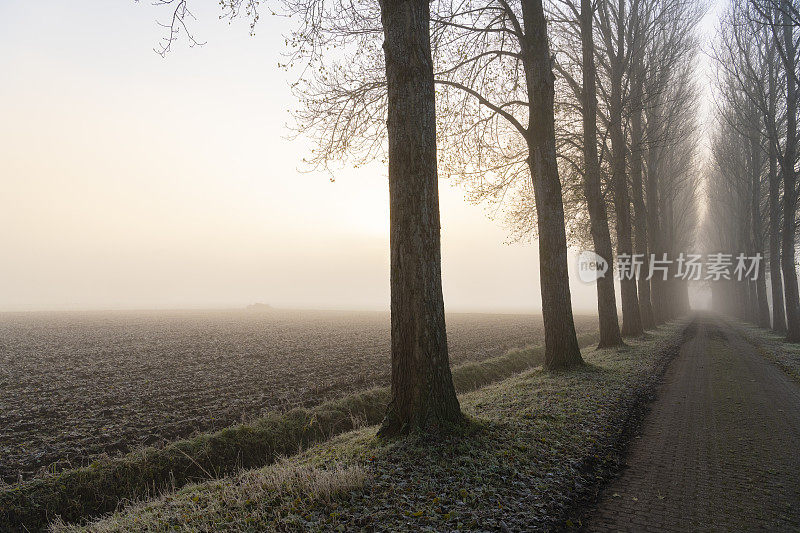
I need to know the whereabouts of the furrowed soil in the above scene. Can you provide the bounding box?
[0,310,597,482]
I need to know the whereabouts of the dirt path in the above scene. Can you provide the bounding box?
[588,315,800,532]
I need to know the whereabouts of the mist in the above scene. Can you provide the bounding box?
[0,1,609,314]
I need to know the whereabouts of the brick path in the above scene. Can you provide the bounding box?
[588,316,800,532]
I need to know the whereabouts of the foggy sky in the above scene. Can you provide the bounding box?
[1,0,713,313]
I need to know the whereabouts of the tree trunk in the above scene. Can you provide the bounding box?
[644,107,665,324]
[580,0,623,348]
[770,165,786,331]
[737,214,751,321]
[660,186,676,320]
[610,0,643,336]
[780,4,800,342]
[630,56,655,330]
[767,41,786,332]
[744,278,753,321]
[768,123,786,332]
[750,128,771,328]
[521,0,584,369]
[378,0,462,437]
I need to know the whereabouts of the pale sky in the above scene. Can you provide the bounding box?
[0,0,715,314]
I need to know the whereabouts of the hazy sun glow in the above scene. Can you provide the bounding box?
[1,0,624,313]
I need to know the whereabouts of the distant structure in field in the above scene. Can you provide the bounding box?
[246,303,273,311]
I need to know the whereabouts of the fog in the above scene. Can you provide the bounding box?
[3,1,606,313]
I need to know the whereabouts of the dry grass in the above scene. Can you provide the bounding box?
[52,323,685,532]
[51,460,369,533]
[0,322,600,531]
[0,309,598,482]
[736,319,800,382]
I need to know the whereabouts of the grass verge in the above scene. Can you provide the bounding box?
[0,333,600,531]
[735,321,800,382]
[52,324,684,532]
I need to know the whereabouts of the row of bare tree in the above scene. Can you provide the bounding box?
[707,0,800,341]
[424,0,703,343]
[150,0,703,436]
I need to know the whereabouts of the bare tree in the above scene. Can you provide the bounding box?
[706,95,760,317]
[548,0,701,330]
[429,0,585,369]
[634,0,702,320]
[777,0,800,341]
[596,0,644,336]
[579,0,624,346]
[377,0,463,436]
[546,0,624,347]
[766,37,787,332]
[143,0,464,435]
[719,0,799,335]
[273,0,588,369]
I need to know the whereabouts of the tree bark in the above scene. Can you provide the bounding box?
[378,0,462,437]
[580,0,623,348]
[750,127,771,328]
[764,42,786,332]
[769,147,787,332]
[644,107,665,324]
[660,183,676,320]
[768,136,786,331]
[780,4,800,342]
[630,55,655,330]
[521,0,584,369]
[610,0,643,336]
[738,214,751,321]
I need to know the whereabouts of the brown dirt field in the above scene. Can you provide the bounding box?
[0,309,597,482]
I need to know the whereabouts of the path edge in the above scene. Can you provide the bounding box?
[561,319,695,531]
